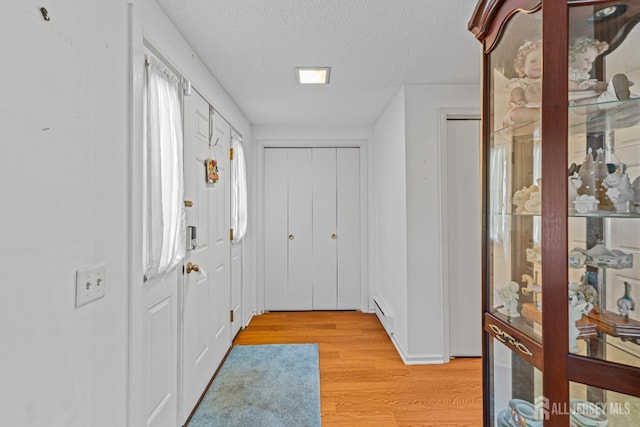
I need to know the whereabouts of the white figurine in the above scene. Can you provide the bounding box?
[498,281,520,318]
[568,283,594,353]
[513,186,531,214]
[524,179,542,213]
[632,176,640,213]
[568,174,581,214]
[603,170,633,213]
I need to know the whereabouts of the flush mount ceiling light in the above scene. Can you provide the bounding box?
[295,67,331,84]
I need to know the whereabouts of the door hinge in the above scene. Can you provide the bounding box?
[230,147,234,160]
[230,228,234,241]
[183,80,192,96]
[230,310,234,322]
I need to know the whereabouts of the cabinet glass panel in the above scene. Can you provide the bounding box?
[567,4,640,368]
[489,339,543,427]
[488,10,542,342]
[569,382,640,426]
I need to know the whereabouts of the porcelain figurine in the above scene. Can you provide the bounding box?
[512,186,531,214]
[509,399,543,427]
[617,281,635,319]
[521,273,542,310]
[570,399,609,427]
[569,283,594,353]
[573,194,599,214]
[570,242,634,269]
[498,281,520,318]
[603,170,633,213]
[594,148,615,211]
[577,148,596,197]
[632,176,640,213]
[568,174,581,214]
[524,179,542,213]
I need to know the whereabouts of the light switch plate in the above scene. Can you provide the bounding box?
[75,263,107,308]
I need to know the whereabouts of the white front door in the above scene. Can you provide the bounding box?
[181,92,232,422]
[446,118,482,357]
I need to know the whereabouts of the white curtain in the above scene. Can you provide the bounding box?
[490,144,508,243]
[143,55,186,280]
[231,133,247,243]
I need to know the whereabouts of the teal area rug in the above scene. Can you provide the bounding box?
[188,344,321,427]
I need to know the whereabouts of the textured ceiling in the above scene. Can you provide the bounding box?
[155,0,481,125]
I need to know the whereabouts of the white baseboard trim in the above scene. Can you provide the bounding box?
[243,311,256,328]
[372,296,395,336]
[388,334,447,365]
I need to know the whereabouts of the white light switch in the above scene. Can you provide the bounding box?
[75,263,107,308]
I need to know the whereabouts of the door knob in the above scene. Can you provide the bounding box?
[331,233,337,239]
[186,262,200,274]
[288,234,294,240]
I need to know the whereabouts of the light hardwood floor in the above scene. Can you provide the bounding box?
[232,311,482,426]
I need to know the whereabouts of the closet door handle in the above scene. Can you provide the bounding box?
[288,234,294,240]
[331,234,337,239]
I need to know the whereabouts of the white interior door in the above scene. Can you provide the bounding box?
[264,148,289,309]
[264,148,313,310]
[337,148,361,309]
[181,93,231,422]
[287,149,314,309]
[264,147,361,311]
[447,118,482,357]
[312,148,338,309]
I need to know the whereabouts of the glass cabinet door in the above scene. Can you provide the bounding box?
[485,8,545,425]
[566,3,640,425]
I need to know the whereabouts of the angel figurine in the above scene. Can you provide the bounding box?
[498,281,520,318]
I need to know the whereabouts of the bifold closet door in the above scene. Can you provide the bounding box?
[264,148,313,310]
[312,148,338,309]
[336,148,360,309]
[311,147,361,309]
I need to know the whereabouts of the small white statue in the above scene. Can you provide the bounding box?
[498,281,520,317]
[617,281,635,319]
[603,171,633,213]
[513,186,531,214]
[524,179,542,213]
[568,283,594,353]
[568,174,582,214]
[632,176,640,213]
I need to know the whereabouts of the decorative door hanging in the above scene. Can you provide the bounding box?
[205,105,219,184]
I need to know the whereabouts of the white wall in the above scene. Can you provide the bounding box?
[1,1,129,426]
[371,84,480,363]
[0,1,253,426]
[371,89,409,352]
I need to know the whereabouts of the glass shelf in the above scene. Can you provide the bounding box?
[489,212,640,219]
[569,96,640,132]
[491,96,640,141]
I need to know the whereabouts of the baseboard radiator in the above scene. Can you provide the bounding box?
[373,296,394,335]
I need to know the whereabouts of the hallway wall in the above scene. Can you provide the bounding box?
[372,84,480,363]
[0,1,251,426]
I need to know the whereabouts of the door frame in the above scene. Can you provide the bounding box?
[438,108,481,363]
[256,139,369,313]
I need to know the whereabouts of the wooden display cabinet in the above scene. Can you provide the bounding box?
[469,1,640,426]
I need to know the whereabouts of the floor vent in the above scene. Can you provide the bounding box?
[373,296,394,335]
